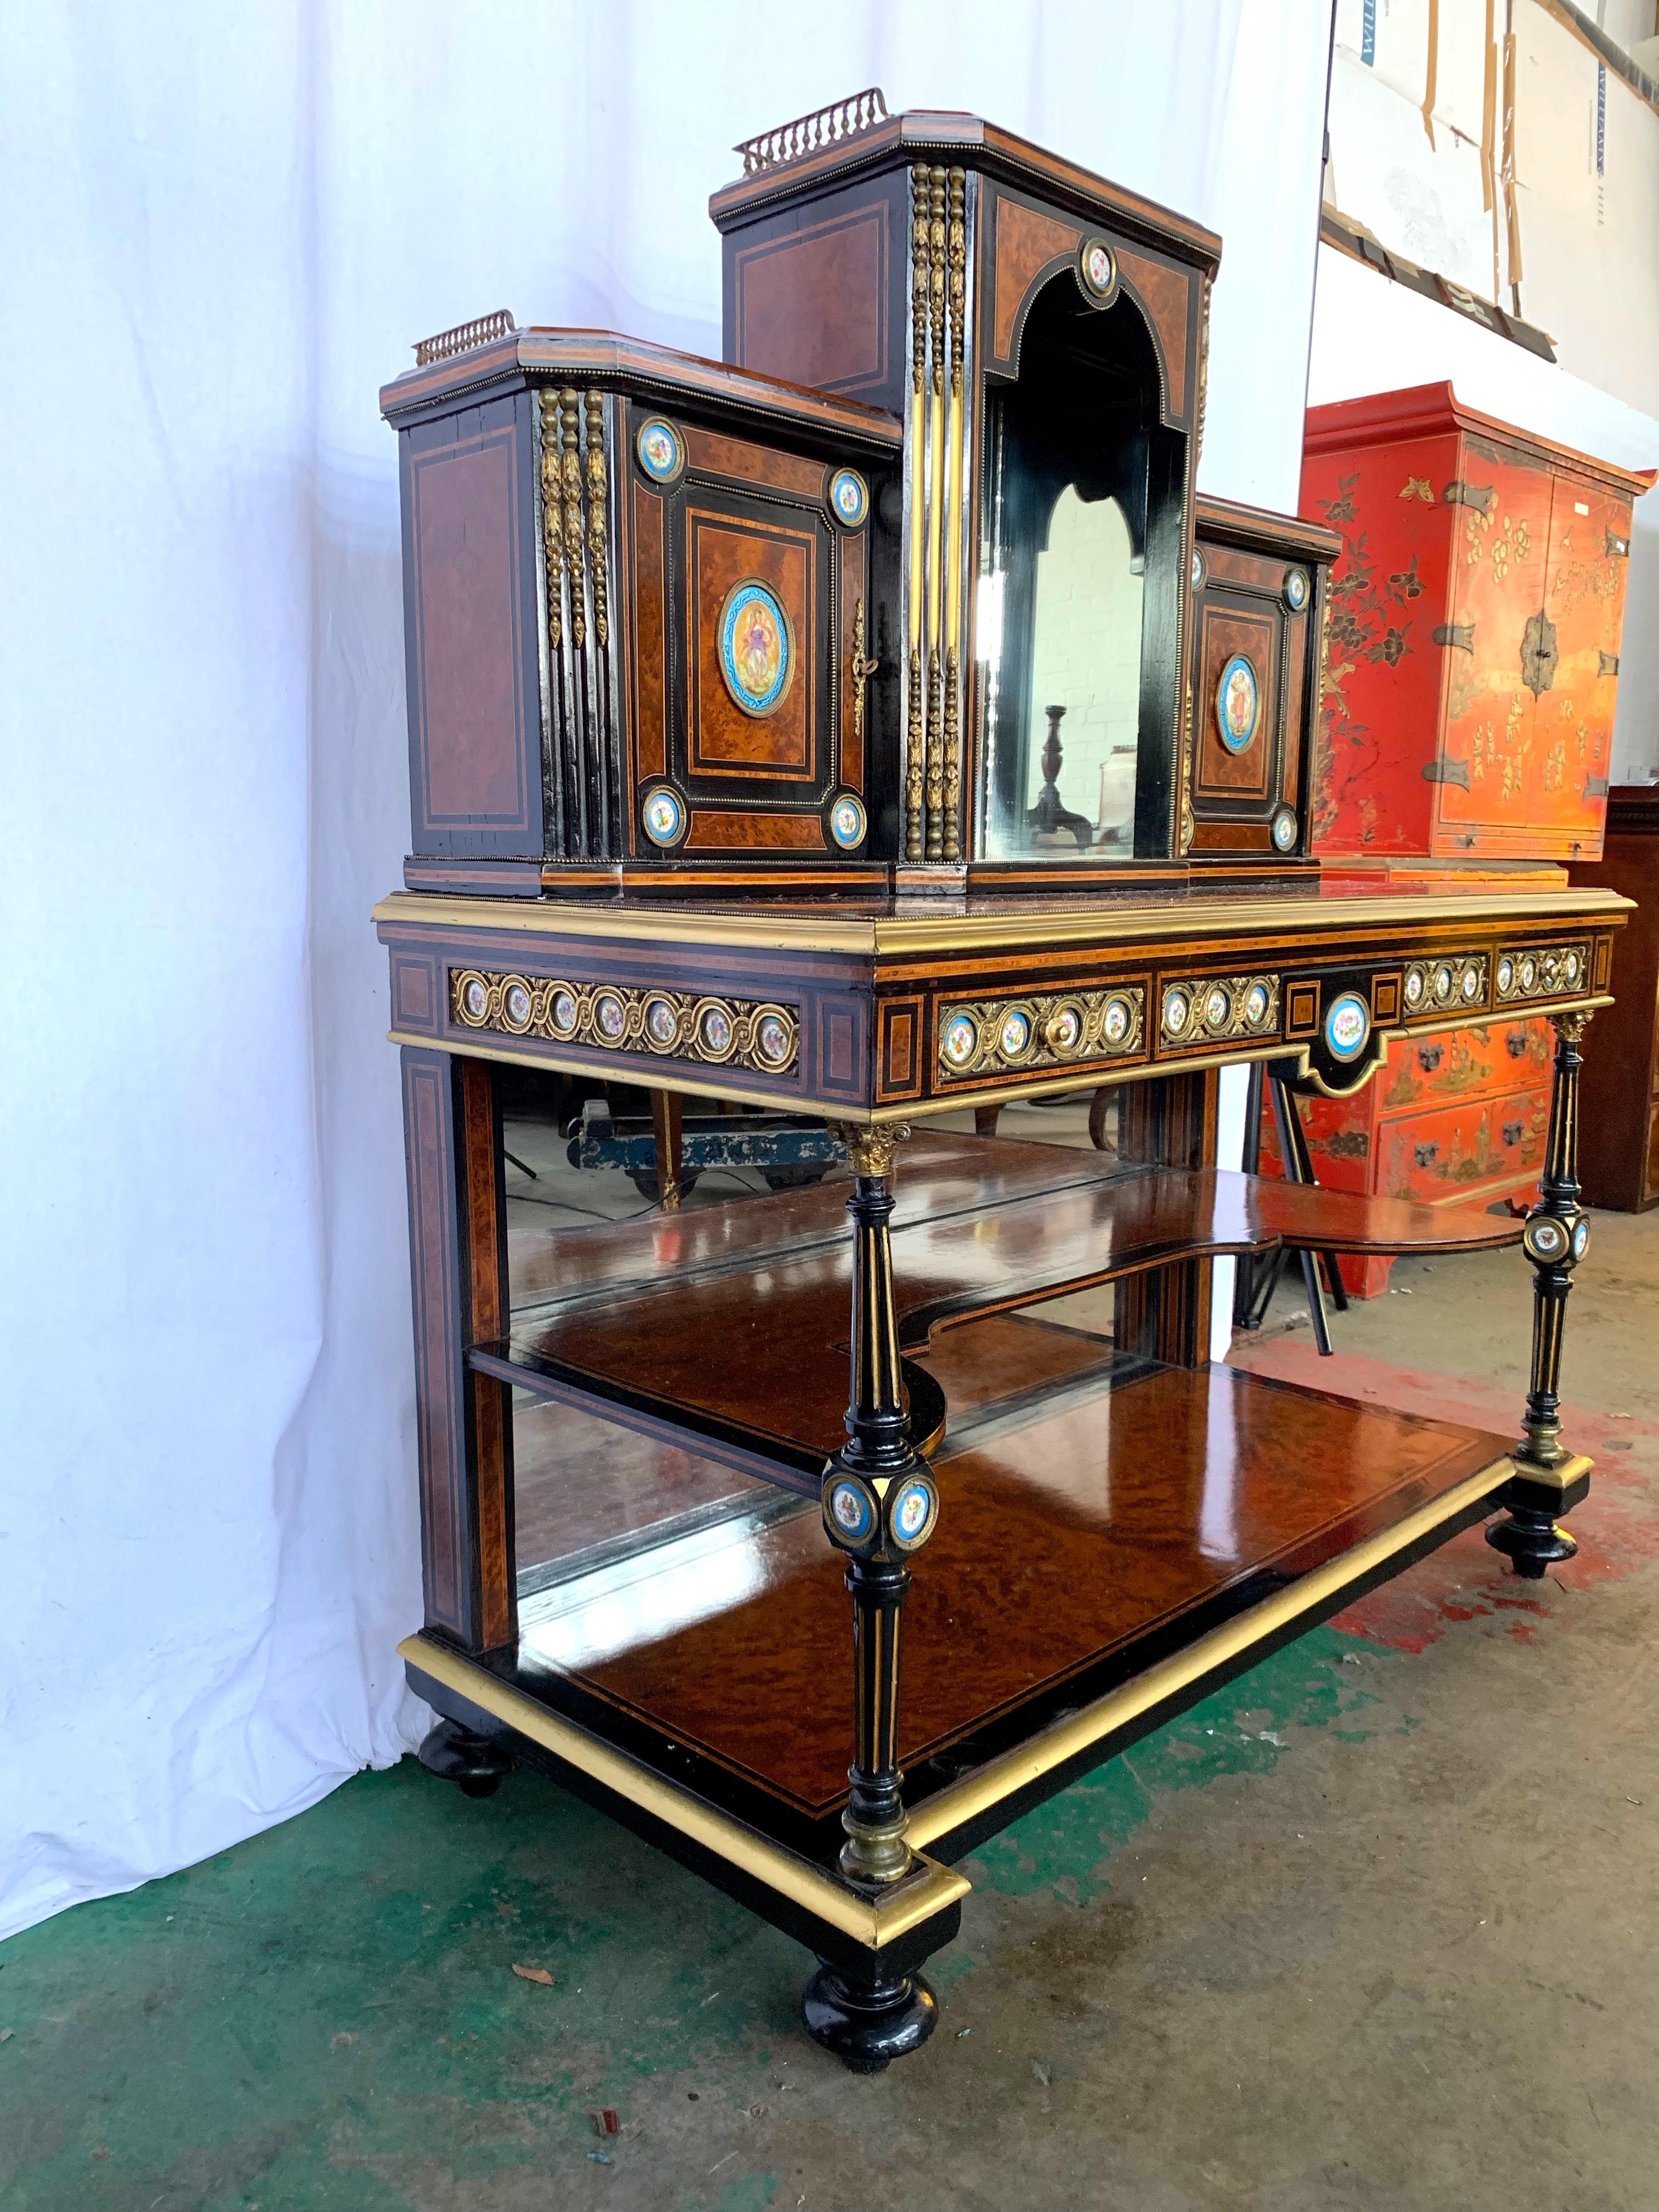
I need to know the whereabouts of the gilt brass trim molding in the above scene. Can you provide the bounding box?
[450,966,800,1075]
[373,887,1632,959]
[399,1634,970,1950]
[904,1455,1522,1852]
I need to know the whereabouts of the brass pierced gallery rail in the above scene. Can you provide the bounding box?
[734,88,889,176]
[414,309,516,366]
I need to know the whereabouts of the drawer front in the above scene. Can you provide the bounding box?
[1376,1017,1551,1113]
[1375,1086,1548,1204]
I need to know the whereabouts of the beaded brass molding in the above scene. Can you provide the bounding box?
[1160,972,1279,1047]
[1401,952,1488,1019]
[937,985,1147,1082]
[1493,942,1590,1007]
[450,967,799,1075]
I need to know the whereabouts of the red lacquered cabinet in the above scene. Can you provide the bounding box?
[1301,383,1651,864]
[1254,387,1649,1297]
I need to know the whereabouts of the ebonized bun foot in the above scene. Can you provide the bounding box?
[419,1717,511,1798]
[802,1963,939,2073]
[1486,1504,1578,1580]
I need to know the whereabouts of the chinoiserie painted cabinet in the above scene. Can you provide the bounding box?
[1256,387,1650,1293]
[1301,383,1650,864]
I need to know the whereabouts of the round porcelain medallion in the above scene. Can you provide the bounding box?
[1572,1217,1590,1260]
[502,980,532,1031]
[459,974,489,1023]
[699,1003,734,1057]
[1103,996,1132,1047]
[756,1012,792,1066]
[1565,950,1581,984]
[1163,989,1190,1036]
[1245,983,1271,1027]
[1461,962,1482,1000]
[1271,807,1299,852]
[642,783,686,849]
[1404,969,1425,1007]
[719,580,793,717]
[1434,963,1455,1002]
[1204,986,1231,1029]
[1080,239,1116,298]
[1497,956,1515,995]
[828,469,868,527]
[595,992,627,1041]
[1000,1009,1032,1058]
[1324,992,1370,1063]
[890,1478,935,1549]
[1520,956,1538,991]
[1525,1217,1567,1262]
[635,417,684,484]
[827,1478,874,1544]
[942,1013,979,1069]
[828,792,867,850]
[1046,1005,1082,1053]
[1192,549,1206,590]
[645,998,680,1048]
[1284,567,1310,612]
[549,989,578,1035]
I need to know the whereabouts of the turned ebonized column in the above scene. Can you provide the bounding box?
[804,1122,944,2071]
[1488,1010,1595,1579]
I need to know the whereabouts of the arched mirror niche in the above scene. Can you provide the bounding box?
[978,267,1186,862]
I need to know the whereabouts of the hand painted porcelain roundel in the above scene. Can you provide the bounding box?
[829,793,866,849]
[1216,655,1259,753]
[1324,992,1370,1062]
[719,582,792,716]
[635,417,683,483]
[829,469,868,527]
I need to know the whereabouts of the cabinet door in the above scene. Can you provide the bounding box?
[1433,440,1554,855]
[1532,477,1631,854]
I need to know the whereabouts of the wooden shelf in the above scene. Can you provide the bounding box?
[486,1133,1521,1483]
[488,1357,1515,1858]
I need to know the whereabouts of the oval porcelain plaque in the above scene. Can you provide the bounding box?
[1216,654,1260,754]
[719,581,793,718]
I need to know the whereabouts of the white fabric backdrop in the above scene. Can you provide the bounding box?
[0,0,1333,1939]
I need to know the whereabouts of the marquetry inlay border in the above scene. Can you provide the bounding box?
[1493,942,1590,1007]
[936,985,1147,1082]
[1160,972,1280,1047]
[449,967,800,1075]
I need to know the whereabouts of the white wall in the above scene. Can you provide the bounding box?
[1308,244,1659,783]
[0,0,1333,1938]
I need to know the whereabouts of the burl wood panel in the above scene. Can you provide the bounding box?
[504,1141,1522,1470]
[1196,603,1278,798]
[991,194,1081,363]
[689,511,816,776]
[683,425,828,502]
[733,202,890,395]
[546,1363,1510,1813]
[409,428,529,831]
[1114,245,1191,420]
[630,483,668,793]
[685,810,826,851]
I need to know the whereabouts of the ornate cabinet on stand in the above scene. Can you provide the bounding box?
[373,97,1630,2072]
[1254,387,1650,1294]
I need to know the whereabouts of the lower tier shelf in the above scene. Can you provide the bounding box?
[416,1359,1523,1867]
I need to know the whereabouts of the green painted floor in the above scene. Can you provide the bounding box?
[5,1212,1658,2211]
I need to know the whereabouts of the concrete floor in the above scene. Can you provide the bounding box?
[4,1210,1657,2211]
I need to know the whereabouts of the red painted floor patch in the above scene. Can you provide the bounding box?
[1228,1338,1659,1652]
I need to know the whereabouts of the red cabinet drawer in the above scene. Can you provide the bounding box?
[1376,1017,1550,1112]
[1374,1086,1547,1205]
